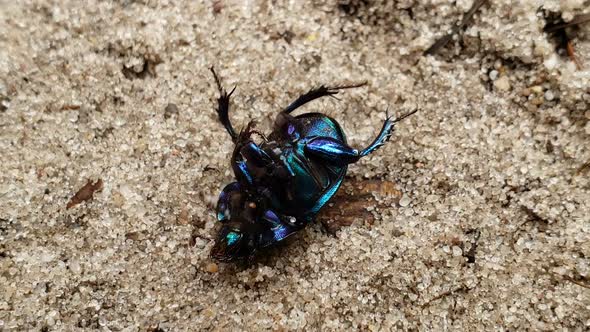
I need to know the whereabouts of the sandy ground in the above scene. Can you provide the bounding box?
[1,0,589,331]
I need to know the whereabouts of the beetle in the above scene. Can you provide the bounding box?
[209,67,416,261]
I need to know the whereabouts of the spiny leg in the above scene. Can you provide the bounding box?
[239,141,273,168]
[303,109,418,163]
[210,67,238,142]
[283,82,367,114]
[359,109,418,157]
[232,141,274,185]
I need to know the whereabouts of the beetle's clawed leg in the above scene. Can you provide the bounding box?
[253,130,267,139]
[284,81,367,114]
[236,121,268,145]
[241,121,257,135]
[359,117,395,157]
[246,125,268,142]
[359,109,418,157]
[210,66,239,142]
[303,109,418,163]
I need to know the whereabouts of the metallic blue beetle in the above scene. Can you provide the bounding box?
[209,68,415,261]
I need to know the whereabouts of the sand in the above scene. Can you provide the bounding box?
[1,0,589,330]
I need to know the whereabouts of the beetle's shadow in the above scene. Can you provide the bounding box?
[214,229,321,278]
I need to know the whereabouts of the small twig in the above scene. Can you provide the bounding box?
[520,206,549,224]
[543,13,590,33]
[547,271,590,290]
[576,161,590,175]
[424,0,489,55]
[544,13,590,70]
[511,206,549,245]
[464,229,480,264]
[66,179,103,209]
[563,275,590,289]
[566,40,582,70]
[60,104,81,111]
[421,285,469,308]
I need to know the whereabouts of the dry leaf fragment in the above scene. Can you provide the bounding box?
[66,179,103,209]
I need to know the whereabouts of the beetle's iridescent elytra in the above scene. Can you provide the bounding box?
[209,68,416,261]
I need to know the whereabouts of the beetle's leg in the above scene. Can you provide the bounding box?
[233,141,274,185]
[234,160,254,185]
[359,110,417,157]
[210,67,238,142]
[240,142,273,168]
[216,182,242,222]
[303,136,361,166]
[258,209,300,247]
[303,110,418,164]
[283,82,367,114]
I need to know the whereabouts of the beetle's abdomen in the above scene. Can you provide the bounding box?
[241,113,349,220]
[276,147,346,219]
[283,148,330,199]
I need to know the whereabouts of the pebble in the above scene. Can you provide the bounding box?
[205,262,219,273]
[489,70,499,81]
[164,103,179,119]
[494,76,510,91]
[530,85,543,94]
[399,194,411,207]
[531,97,544,106]
[544,90,554,101]
[178,207,189,225]
[112,191,125,208]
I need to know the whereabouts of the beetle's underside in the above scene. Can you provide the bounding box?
[209,67,416,261]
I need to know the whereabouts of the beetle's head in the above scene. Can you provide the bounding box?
[211,221,259,261]
[274,112,299,140]
[211,181,266,261]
